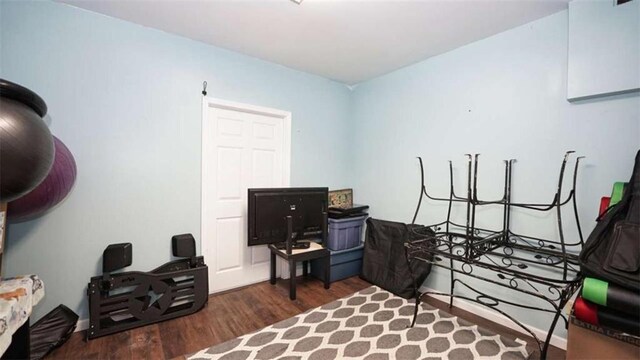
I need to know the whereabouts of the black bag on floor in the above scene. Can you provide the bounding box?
[361,218,434,298]
[30,305,79,360]
[579,150,640,291]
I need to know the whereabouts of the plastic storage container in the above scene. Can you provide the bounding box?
[310,245,364,283]
[327,215,368,251]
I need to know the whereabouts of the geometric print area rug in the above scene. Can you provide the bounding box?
[188,286,530,360]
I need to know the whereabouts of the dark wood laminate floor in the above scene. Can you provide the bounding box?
[48,276,565,360]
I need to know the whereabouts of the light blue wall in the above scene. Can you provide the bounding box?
[350,11,639,339]
[0,0,352,320]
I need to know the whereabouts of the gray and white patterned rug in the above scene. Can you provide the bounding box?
[188,286,529,360]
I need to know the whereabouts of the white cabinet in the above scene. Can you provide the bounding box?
[568,0,639,101]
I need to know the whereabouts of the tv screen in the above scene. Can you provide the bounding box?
[248,187,328,246]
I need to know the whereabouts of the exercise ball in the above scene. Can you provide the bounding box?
[8,136,77,222]
[0,79,54,202]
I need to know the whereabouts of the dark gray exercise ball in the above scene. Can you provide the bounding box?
[0,97,54,202]
[0,79,48,117]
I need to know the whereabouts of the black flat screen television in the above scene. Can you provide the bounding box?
[248,187,328,246]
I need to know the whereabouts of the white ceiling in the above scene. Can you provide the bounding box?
[58,0,569,85]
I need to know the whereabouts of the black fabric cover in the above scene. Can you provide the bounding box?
[606,282,640,316]
[580,150,640,291]
[361,218,434,299]
[30,305,78,360]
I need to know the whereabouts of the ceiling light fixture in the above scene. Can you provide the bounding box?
[290,0,303,4]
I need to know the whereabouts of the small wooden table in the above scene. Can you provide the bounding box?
[269,240,330,300]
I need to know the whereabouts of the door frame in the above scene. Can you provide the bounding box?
[201,97,291,294]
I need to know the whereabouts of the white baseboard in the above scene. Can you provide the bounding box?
[75,318,89,332]
[421,287,567,350]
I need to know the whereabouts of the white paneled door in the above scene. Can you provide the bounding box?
[202,98,291,293]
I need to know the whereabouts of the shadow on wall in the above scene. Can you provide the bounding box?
[569,90,640,105]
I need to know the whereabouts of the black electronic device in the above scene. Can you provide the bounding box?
[275,241,310,250]
[328,204,369,219]
[172,234,196,257]
[102,243,132,273]
[329,204,369,214]
[248,187,328,250]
